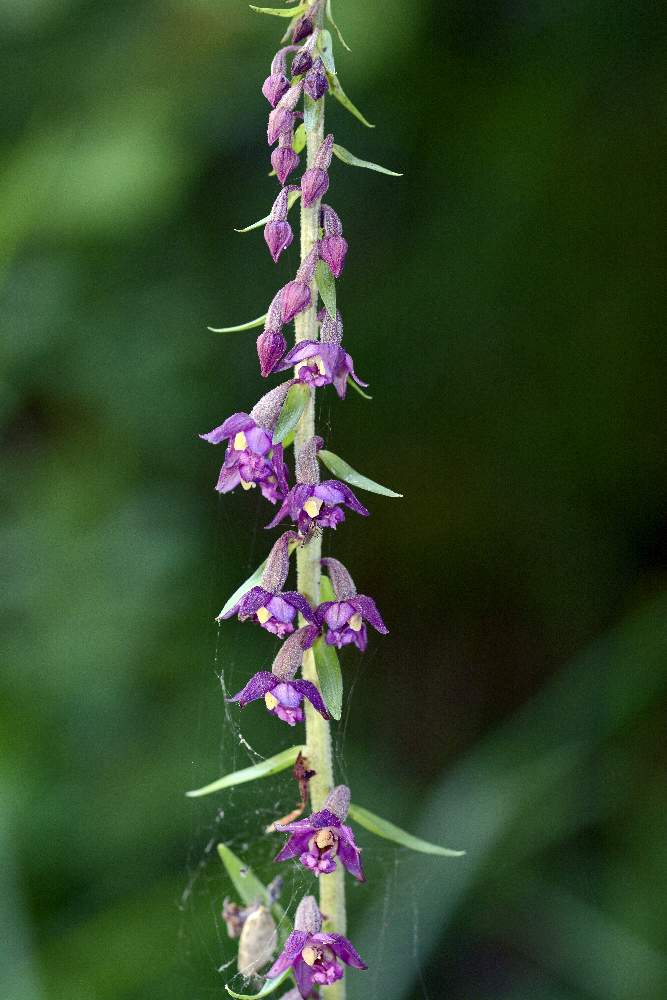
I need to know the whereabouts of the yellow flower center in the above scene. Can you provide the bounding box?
[303,497,323,518]
[264,692,278,711]
[349,613,363,632]
[256,607,271,624]
[233,431,248,451]
[314,828,336,850]
[241,479,255,491]
[301,945,318,967]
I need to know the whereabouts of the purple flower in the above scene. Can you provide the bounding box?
[267,896,366,997]
[291,46,313,77]
[278,245,318,324]
[315,557,388,650]
[272,133,300,185]
[262,47,298,107]
[319,204,348,278]
[219,532,316,637]
[274,339,366,399]
[228,627,329,726]
[292,10,315,44]
[257,329,288,377]
[300,134,334,207]
[304,58,328,101]
[266,436,369,536]
[264,187,296,263]
[275,785,365,881]
[268,82,303,145]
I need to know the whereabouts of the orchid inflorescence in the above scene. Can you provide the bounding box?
[201,4,415,997]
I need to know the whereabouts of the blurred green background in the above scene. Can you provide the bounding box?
[2,1,666,998]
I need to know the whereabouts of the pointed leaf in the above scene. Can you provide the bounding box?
[225,969,292,999]
[208,314,266,333]
[186,746,305,798]
[318,29,336,75]
[235,191,300,233]
[319,574,336,603]
[332,143,402,177]
[347,376,372,400]
[217,844,272,908]
[218,558,267,619]
[249,3,308,17]
[328,74,374,128]
[312,638,342,721]
[348,804,466,857]
[326,0,351,51]
[315,260,336,320]
[273,383,310,443]
[318,449,402,498]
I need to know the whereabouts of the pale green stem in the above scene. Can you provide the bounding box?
[292,12,347,998]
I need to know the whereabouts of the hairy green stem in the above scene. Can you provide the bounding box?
[293,18,347,998]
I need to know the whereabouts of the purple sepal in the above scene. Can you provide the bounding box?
[268,931,309,977]
[274,804,365,881]
[266,480,369,535]
[257,329,287,377]
[291,48,313,76]
[262,73,290,107]
[315,594,387,650]
[327,934,367,970]
[264,219,293,263]
[227,671,276,707]
[319,235,348,278]
[304,58,328,100]
[301,167,328,207]
[273,340,365,399]
[291,679,330,720]
[292,13,314,43]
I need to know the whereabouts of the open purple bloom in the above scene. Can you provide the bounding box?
[274,339,366,399]
[315,557,388,650]
[228,627,328,726]
[267,436,368,535]
[219,532,315,637]
[275,785,365,881]
[267,896,366,997]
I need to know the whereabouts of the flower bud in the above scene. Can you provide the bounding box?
[264,220,293,263]
[292,13,314,43]
[256,329,287,377]
[301,167,329,207]
[291,47,313,77]
[271,140,300,185]
[304,58,328,100]
[262,73,289,108]
[319,234,348,278]
[323,783,351,821]
[294,895,322,934]
[267,82,303,145]
[280,280,311,323]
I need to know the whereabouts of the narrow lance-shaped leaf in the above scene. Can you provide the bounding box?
[326,0,351,52]
[315,259,336,320]
[249,3,308,17]
[225,968,292,1000]
[318,28,336,74]
[273,383,310,443]
[327,73,374,128]
[333,143,402,177]
[311,641,342,721]
[235,191,300,233]
[218,558,267,620]
[208,314,267,334]
[186,746,304,798]
[292,122,307,155]
[347,376,373,400]
[318,449,403,498]
[348,803,466,857]
[319,574,336,603]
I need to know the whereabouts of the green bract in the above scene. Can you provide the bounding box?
[224,968,292,999]
[273,383,310,443]
[333,143,402,177]
[249,3,309,18]
[348,804,466,857]
[312,637,343,720]
[186,746,304,797]
[208,314,266,333]
[318,449,403,498]
[315,259,336,320]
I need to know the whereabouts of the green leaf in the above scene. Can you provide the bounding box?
[225,969,291,1000]
[217,844,272,908]
[208,314,266,333]
[347,376,373,400]
[332,143,402,177]
[348,804,466,857]
[273,383,310,443]
[249,3,308,17]
[235,191,300,233]
[292,122,307,155]
[312,638,342,721]
[319,574,336,602]
[318,29,336,75]
[318,449,402,498]
[315,260,336,320]
[217,558,267,620]
[186,746,304,798]
[325,0,351,51]
[328,74,374,128]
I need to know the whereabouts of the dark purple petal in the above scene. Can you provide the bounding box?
[304,59,328,100]
[262,73,290,107]
[280,591,317,621]
[291,13,314,43]
[313,600,333,627]
[327,934,367,969]
[227,671,276,707]
[274,340,321,370]
[267,931,309,977]
[293,957,314,999]
[337,825,365,881]
[274,830,312,862]
[200,412,252,444]
[291,680,330,720]
[354,595,388,634]
[265,498,291,530]
[214,464,242,494]
[236,586,271,618]
[320,480,369,516]
[272,444,289,496]
[291,48,313,76]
